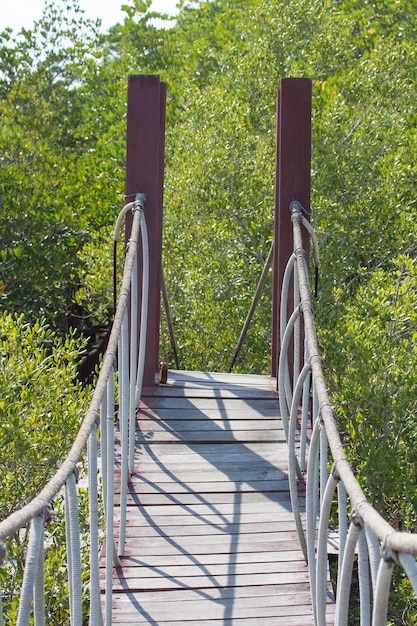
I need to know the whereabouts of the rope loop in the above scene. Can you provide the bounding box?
[350,508,364,529]
[308,352,321,365]
[83,408,100,431]
[290,200,303,215]
[333,456,349,474]
[289,199,312,217]
[293,246,305,258]
[118,288,130,300]
[350,498,370,529]
[71,466,80,483]
[125,237,138,253]
[132,192,146,212]
[42,505,52,525]
[382,530,398,563]
[318,401,334,423]
[104,350,117,366]
[299,298,312,314]
[331,464,341,482]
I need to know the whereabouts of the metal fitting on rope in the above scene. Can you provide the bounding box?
[118,288,130,300]
[132,192,146,212]
[381,544,396,565]
[308,352,321,365]
[289,199,312,217]
[299,298,313,315]
[85,407,100,428]
[290,200,303,215]
[293,246,305,257]
[318,401,334,424]
[382,530,398,564]
[350,509,364,529]
[351,498,369,529]
[126,237,137,252]
[42,505,52,525]
[331,464,341,482]
[333,456,350,476]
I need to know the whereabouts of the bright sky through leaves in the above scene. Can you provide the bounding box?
[0,0,179,32]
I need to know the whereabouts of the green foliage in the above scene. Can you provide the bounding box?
[320,257,417,527]
[0,0,126,329]
[0,312,93,622]
[0,313,89,519]
[72,226,116,327]
[0,488,92,625]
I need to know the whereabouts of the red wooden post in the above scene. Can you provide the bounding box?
[271,78,312,378]
[125,75,166,387]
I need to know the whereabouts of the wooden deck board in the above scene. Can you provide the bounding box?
[101,370,334,624]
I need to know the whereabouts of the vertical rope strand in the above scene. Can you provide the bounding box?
[88,423,103,626]
[66,473,82,626]
[33,516,45,626]
[16,515,44,626]
[118,310,129,557]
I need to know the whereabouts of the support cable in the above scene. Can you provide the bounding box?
[161,263,180,370]
[229,241,274,371]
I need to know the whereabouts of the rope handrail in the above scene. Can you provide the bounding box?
[0,194,149,625]
[279,200,417,624]
[291,204,417,551]
[0,199,140,544]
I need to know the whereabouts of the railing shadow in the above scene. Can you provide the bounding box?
[113,373,307,623]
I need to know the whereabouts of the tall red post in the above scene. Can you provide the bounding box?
[271,78,312,378]
[125,74,166,387]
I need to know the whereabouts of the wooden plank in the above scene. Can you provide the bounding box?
[137,418,283,431]
[135,429,284,443]
[117,479,289,494]
[116,490,293,506]
[112,537,300,558]
[140,397,280,410]
[111,560,310,581]
[110,617,332,625]
[110,591,311,620]
[118,522,299,537]
[132,441,287,457]
[108,551,307,567]
[139,406,281,419]
[112,589,314,609]
[143,371,277,392]
[119,511,305,526]
[127,466,288,481]
[110,570,311,591]
[118,499,295,517]
[155,370,277,386]
[142,386,279,399]
[111,582,326,602]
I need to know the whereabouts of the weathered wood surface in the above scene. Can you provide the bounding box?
[102,371,335,624]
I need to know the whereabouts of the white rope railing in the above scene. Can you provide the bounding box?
[0,193,149,626]
[278,199,417,625]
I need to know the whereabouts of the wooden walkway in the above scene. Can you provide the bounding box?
[104,371,335,624]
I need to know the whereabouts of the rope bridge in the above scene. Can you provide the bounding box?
[1,76,417,625]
